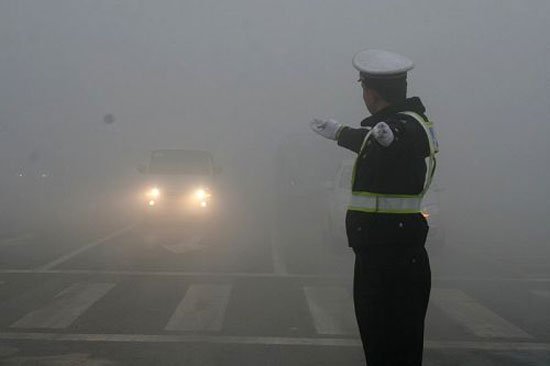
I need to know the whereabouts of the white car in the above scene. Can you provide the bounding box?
[138,149,221,221]
[325,159,445,252]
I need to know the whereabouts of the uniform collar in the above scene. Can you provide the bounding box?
[360,97,426,126]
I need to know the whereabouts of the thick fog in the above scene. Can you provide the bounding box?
[1,0,549,256]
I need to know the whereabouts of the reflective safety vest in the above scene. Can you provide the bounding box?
[349,111,439,214]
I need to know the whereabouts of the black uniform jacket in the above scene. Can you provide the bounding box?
[337,97,431,249]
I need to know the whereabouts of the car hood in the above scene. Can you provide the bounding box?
[145,174,213,192]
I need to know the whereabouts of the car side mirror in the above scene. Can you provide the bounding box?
[137,164,147,174]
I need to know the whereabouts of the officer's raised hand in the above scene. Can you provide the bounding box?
[310,118,343,140]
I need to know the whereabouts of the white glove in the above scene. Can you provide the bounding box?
[310,118,343,140]
[372,121,395,147]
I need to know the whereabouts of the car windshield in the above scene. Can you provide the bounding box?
[148,150,212,175]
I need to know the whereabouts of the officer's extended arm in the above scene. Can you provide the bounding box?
[337,126,371,153]
[311,118,401,152]
[310,119,370,154]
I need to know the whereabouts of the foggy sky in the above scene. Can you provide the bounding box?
[1,1,549,250]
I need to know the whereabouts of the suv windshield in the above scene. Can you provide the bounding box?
[148,150,212,175]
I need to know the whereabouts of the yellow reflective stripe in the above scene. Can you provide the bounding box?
[400,111,437,195]
[349,194,422,212]
[359,128,374,153]
[401,111,438,154]
[351,128,375,188]
[349,111,439,200]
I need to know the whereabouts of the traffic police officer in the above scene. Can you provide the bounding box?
[310,49,438,366]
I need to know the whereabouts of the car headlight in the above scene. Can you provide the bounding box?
[147,187,161,199]
[194,188,211,201]
[193,188,212,209]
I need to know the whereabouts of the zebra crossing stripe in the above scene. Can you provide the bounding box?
[0,332,549,351]
[2,269,550,283]
[165,284,232,332]
[431,289,532,339]
[303,286,358,336]
[11,283,115,329]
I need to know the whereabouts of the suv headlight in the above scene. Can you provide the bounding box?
[195,188,210,200]
[147,187,161,199]
[194,188,212,208]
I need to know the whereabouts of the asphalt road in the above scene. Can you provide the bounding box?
[0,205,549,365]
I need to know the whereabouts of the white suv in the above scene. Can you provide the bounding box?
[138,149,220,220]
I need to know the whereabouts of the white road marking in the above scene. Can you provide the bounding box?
[11,282,115,329]
[303,286,358,336]
[531,289,550,300]
[0,268,349,279]
[0,332,549,351]
[499,256,550,265]
[431,288,532,339]
[36,224,135,271]
[270,222,287,275]
[425,340,550,351]
[1,269,550,282]
[165,284,232,332]
[4,353,116,365]
[162,235,204,254]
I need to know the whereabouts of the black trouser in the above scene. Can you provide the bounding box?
[353,244,431,366]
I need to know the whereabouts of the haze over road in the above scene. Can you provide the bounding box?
[1,1,549,365]
[1,202,549,365]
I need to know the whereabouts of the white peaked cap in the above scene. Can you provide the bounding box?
[353,49,414,78]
